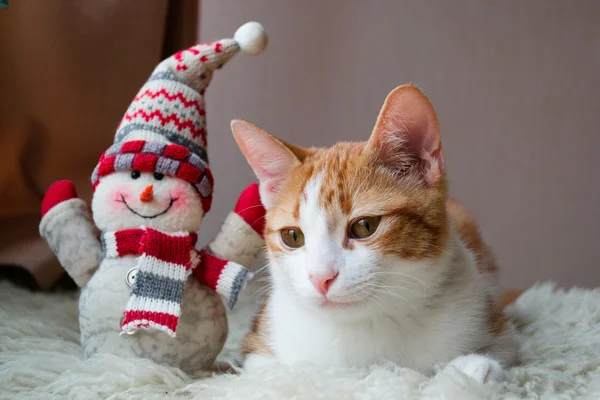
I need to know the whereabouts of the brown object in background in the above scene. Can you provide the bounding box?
[0,0,199,290]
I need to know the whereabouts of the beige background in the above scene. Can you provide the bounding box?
[198,0,600,289]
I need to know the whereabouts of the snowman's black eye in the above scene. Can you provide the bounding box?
[131,171,141,179]
[154,173,164,181]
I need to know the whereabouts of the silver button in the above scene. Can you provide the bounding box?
[120,316,136,335]
[125,267,137,287]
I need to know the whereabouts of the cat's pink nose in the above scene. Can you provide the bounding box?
[309,271,338,295]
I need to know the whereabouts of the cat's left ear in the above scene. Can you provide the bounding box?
[367,84,444,185]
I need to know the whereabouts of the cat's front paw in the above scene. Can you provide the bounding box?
[444,354,505,384]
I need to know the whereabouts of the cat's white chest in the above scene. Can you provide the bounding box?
[267,288,488,373]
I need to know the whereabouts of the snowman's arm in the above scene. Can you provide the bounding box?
[192,250,251,310]
[39,181,102,288]
[206,183,266,268]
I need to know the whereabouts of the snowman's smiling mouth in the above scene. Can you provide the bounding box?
[117,194,178,219]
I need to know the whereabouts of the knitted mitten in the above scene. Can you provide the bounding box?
[39,180,102,287]
[207,183,266,267]
[234,182,266,237]
[41,180,79,217]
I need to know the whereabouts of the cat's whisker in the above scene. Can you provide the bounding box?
[369,273,429,296]
[355,280,421,312]
[250,285,273,300]
[371,271,431,289]
[252,277,272,286]
[364,279,423,304]
[371,289,419,312]
[234,204,267,214]
[359,283,420,304]
[360,281,404,294]
[249,214,268,227]
[365,292,390,315]
[253,264,271,276]
[369,276,424,292]
[429,244,454,258]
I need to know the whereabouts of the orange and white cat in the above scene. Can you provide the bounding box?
[231,84,519,383]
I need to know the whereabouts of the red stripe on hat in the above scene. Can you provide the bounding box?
[194,250,227,292]
[123,109,203,138]
[121,140,145,153]
[163,144,189,161]
[174,47,202,70]
[139,228,193,266]
[98,155,116,176]
[133,89,204,116]
[176,163,202,183]
[122,310,178,333]
[132,153,158,171]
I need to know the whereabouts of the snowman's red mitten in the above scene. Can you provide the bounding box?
[234,182,266,238]
[41,180,79,217]
[39,180,102,287]
[207,183,266,268]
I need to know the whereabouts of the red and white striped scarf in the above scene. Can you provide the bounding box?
[102,227,249,337]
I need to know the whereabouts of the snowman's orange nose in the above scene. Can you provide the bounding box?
[139,185,154,203]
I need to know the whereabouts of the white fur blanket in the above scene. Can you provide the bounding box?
[1,280,599,400]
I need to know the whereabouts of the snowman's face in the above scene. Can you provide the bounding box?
[92,171,204,232]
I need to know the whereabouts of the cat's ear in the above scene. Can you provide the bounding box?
[231,119,302,208]
[367,84,444,185]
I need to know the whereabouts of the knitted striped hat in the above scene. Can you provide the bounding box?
[91,22,268,213]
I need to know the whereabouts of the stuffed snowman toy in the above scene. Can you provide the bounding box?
[39,22,268,373]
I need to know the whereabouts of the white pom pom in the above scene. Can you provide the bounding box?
[234,22,268,55]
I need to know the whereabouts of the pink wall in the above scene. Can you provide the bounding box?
[198,0,600,289]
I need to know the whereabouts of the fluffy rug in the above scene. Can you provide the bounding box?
[1,279,599,400]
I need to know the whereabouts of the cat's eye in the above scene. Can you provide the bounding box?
[131,171,141,179]
[349,216,381,239]
[153,172,164,181]
[280,228,305,249]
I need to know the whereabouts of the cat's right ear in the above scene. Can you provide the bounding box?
[367,84,444,186]
[231,120,301,208]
